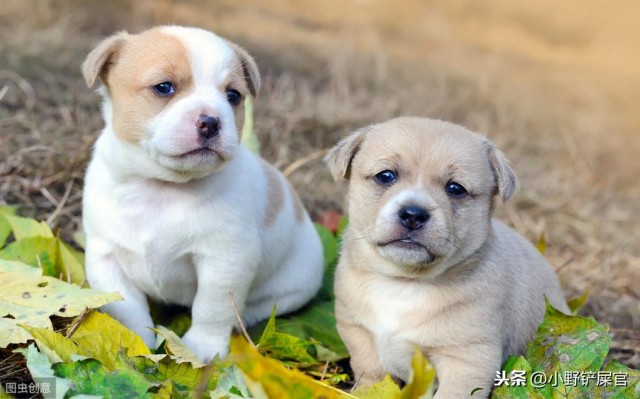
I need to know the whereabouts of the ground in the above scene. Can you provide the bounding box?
[0,0,638,367]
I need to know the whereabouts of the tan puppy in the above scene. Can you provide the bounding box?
[82,26,324,362]
[325,117,568,398]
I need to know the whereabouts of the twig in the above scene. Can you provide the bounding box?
[350,371,365,393]
[283,148,328,177]
[227,291,256,348]
[319,360,330,381]
[66,308,91,338]
[46,181,74,226]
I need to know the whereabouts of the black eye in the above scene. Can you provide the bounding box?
[226,89,242,106]
[153,82,175,96]
[374,170,397,185]
[446,182,468,197]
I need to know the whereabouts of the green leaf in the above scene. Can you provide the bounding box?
[14,343,72,399]
[53,358,153,399]
[210,365,251,399]
[258,305,318,364]
[0,236,84,284]
[229,336,351,399]
[127,354,218,391]
[352,375,401,398]
[567,290,589,315]
[0,260,122,347]
[2,214,53,240]
[241,96,260,154]
[525,302,611,396]
[0,236,58,272]
[68,311,151,370]
[594,360,640,398]
[490,356,544,399]
[314,223,339,300]
[153,325,206,368]
[275,301,348,361]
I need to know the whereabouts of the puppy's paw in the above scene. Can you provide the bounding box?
[182,326,230,362]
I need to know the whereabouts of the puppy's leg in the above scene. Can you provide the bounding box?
[85,256,156,348]
[430,345,501,399]
[335,300,387,386]
[182,250,260,362]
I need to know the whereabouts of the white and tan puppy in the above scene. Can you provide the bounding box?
[81,26,323,361]
[325,117,568,398]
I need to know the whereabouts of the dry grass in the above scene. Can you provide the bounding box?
[1,0,638,368]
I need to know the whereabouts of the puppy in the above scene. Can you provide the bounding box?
[81,26,323,361]
[325,117,568,398]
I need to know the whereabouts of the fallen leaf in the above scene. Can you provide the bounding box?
[241,96,260,154]
[0,260,121,348]
[68,311,151,370]
[229,336,351,399]
[258,305,318,364]
[398,347,435,399]
[153,325,206,368]
[14,343,72,399]
[53,357,152,398]
[352,375,401,398]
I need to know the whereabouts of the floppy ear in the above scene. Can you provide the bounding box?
[324,126,370,180]
[227,42,261,98]
[82,32,128,88]
[487,141,519,202]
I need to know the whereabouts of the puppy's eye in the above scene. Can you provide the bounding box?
[153,82,175,97]
[374,170,397,185]
[446,182,468,198]
[225,89,242,106]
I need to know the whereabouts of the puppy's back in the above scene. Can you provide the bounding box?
[490,219,569,358]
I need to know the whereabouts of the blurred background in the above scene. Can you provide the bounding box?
[0,0,638,365]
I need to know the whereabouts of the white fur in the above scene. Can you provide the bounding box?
[83,27,323,361]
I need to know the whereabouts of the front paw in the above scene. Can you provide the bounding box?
[182,326,230,362]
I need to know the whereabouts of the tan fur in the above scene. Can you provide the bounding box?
[261,159,285,227]
[83,28,196,144]
[325,117,568,399]
[226,42,261,98]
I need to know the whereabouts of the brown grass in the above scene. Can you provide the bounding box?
[1,0,638,368]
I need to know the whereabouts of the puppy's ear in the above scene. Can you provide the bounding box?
[487,142,519,202]
[324,127,370,180]
[228,42,261,97]
[82,32,128,88]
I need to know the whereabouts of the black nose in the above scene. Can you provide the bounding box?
[196,114,220,139]
[399,206,429,230]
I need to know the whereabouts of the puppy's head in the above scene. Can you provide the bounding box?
[325,117,518,278]
[82,26,260,178]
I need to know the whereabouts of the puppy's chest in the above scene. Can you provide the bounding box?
[109,183,238,301]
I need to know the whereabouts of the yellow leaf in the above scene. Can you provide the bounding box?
[55,238,86,285]
[567,289,589,315]
[535,232,546,254]
[229,336,352,399]
[0,260,122,348]
[353,375,401,398]
[398,347,436,399]
[241,96,260,154]
[153,325,206,368]
[67,311,151,370]
[20,325,86,363]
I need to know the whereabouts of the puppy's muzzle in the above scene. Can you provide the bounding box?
[398,206,429,231]
[196,114,221,139]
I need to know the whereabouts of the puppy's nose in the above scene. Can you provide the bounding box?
[196,114,220,139]
[399,206,429,231]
